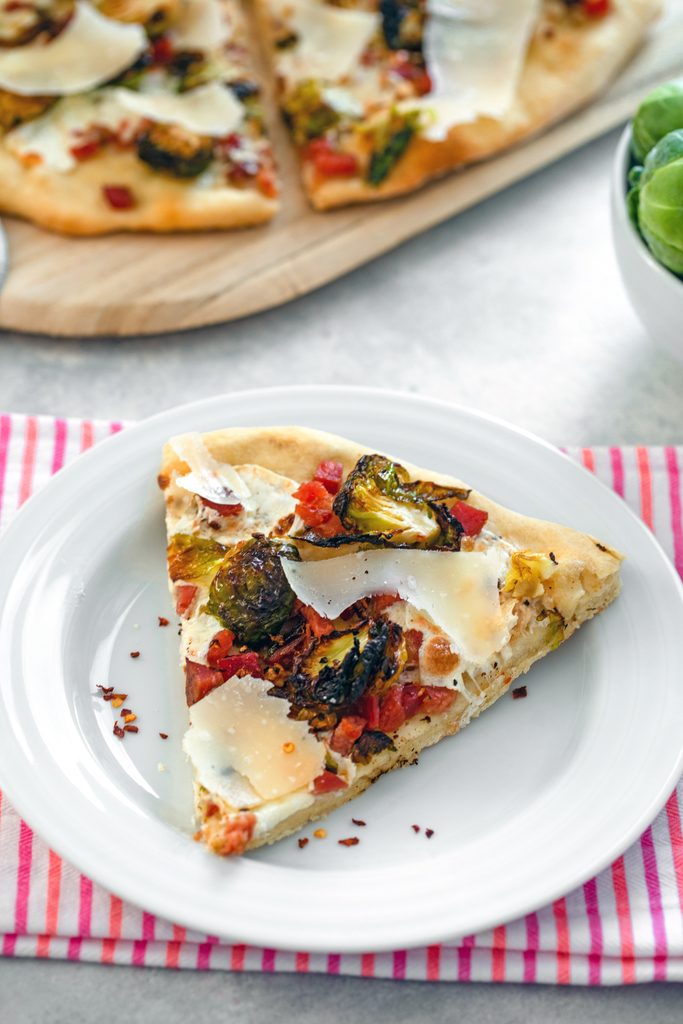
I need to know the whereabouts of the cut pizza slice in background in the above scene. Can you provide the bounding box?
[0,0,279,233]
[257,0,662,209]
[158,427,623,856]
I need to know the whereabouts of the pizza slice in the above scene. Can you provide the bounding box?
[257,0,661,209]
[0,0,279,234]
[158,427,622,856]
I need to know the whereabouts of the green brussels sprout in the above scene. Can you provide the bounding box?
[634,129,683,276]
[632,82,683,163]
[206,535,298,645]
[167,534,227,583]
[137,122,214,179]
[352,729,395,764]
[330,454,469,549]
[282,80,339,144]
[283,619,402,710]
[367,110,420,186]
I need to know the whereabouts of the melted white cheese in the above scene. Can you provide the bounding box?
[282,547,511,666]
[181,610,222,664]
[273,0,379,83]
[401,0,540,140]
[6,92,126,172]
[116,82,245,138]
[184,675,325,801]
[171,0,232,50]
[171,432,250,504]
[0,2,147,96]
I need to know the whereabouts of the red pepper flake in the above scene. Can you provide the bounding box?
[102,184,135,210]
[158,617,169,627]
[425,829,435,839]
[338,837,360,847]
[124,724,139,733]
[351,818,366,827]
[298,837,309,849]
[130,651,140,659]
[97,685,114,695]
[159,732,168,740]
[113,723,125,739]
[512,686,528,700]
[411,824,420,833]
[121,707,132,716]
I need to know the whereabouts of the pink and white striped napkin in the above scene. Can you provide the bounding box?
[0,413,682,985]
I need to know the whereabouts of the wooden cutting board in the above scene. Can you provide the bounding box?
[1,10,682,338]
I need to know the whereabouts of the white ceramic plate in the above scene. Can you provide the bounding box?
[1,388,682,953]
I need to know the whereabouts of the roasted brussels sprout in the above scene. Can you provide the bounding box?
[503,551,555,599]
[282,80,339,144]
[367,110,420,186]
[167,534,227,583]
[0,0,73,46]
[136,122,214,178]
[352,729,395,764]
[537,609,565,651]
[330,454,467,549]
[632,82,683,163]
[207,536,298,646]
[379,0,424,52]
[281,619,403,713]
[0,89,54,132]
[629,129,683,275]
[167,50,209,92]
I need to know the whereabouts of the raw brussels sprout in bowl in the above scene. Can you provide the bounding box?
[611,81,683,364]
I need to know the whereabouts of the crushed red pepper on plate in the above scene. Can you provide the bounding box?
[113,723,125,739]
[298,838,309,849]
[425,829,435,839]
[338,837,359,847]
[512,686,528,700]
[158,616,169,627]
[130,651,140,659]
[159,732,168,740]
[411,824,420,833]
[351,818,366,827]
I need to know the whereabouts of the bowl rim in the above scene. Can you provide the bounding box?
[612,122,683,295]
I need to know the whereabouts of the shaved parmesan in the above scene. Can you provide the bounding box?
[6,92,125,172]
[402,0,540,140]
[171,432,250,504]
[273,0,379,83]
[115,82,245,138]
[171,0,232,50]
[282,548,511,665]
[0,2,146,96]
[183,676,325,801]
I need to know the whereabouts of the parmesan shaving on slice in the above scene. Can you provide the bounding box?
[171,432,251,504]
[171,0,232,50]
[0,2,147,96]
[401,0,540,141]
[183,676,325,800]
[115,82,245,138]
[273,0,379,83]
[282,548,511,666]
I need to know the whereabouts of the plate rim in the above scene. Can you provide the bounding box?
[0,386,682,953]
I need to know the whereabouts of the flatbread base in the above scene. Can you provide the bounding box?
[303,0,661,210]
[161,426,623,854]
[0,148,277,235]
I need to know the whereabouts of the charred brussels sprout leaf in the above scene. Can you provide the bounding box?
[285,620,396,710]
[379,0,424,52]
[283,80,339,144]
[352,730,395,764]
[206,536,298,645]
[331,454,466,549]
[503,552,555,599]
[137,122,214,178]
[537,609,565,651]
[167,534,227,583]
[367,111,419,186]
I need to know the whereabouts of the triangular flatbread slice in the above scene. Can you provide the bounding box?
[255,0,660,209]
[159,427,622,855]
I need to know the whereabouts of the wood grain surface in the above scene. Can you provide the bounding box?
[0,10,682,339]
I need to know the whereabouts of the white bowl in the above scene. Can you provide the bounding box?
[611,124,683,365]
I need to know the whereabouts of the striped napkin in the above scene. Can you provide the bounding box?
[0,413,682,985]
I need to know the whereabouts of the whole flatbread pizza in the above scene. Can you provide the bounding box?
[158,427,622,855]
[0,0,662,232]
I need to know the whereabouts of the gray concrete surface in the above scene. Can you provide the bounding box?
[1,126,682,1018]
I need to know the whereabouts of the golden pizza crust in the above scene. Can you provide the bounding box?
[296,0,661,209]
[0,147,277,234]
[161,425,622,853]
